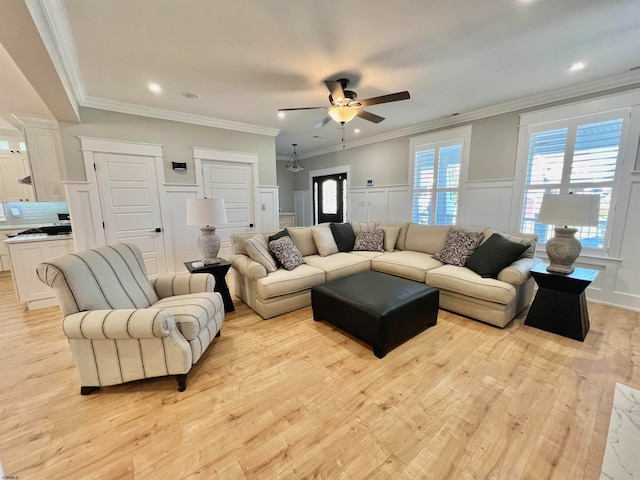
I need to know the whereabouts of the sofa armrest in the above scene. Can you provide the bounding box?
[151,273,214,299]
[63,309,176,340]
[229,253,268,281]
[497,257,543,286]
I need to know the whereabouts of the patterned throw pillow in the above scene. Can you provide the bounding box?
[433,228,484,266]
[353,229,384,252]
[268,236,305,271]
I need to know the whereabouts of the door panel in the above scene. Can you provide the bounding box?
[94,152,167,276]
[202,161,255,245]
[314,173,347,224]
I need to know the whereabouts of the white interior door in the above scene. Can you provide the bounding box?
[94,152,168,276]
[202,161,256,247]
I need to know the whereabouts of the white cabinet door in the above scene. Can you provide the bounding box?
[0,153,33,202]
[0,230,22,271]
[8,238,74,310]
[23,127,65,202]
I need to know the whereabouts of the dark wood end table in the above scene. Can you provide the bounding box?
[524,262,598,341]
[184,259,235,312]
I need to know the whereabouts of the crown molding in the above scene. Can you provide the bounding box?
[82,95,280,137]
[303,71,640,159]
[25,0,81,119]
[10,113,59,129]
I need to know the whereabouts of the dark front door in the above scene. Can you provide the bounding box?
[314,173,347,224]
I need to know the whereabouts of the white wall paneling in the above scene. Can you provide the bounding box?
[162,185,202,273]
[348,185,411,223]
[63,181,105,251]
[294,190,313,227]
[461,179,517,231]
[258,186,279,233]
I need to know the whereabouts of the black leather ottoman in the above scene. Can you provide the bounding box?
[311,271,439,358]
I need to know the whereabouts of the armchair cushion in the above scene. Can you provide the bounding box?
[63,309,173,340]
[153,292,224,341]
[151,272,215,299]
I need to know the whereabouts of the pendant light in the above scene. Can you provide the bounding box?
[285,143,304,173]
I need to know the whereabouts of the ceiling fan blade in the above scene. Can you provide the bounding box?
[324,80,346,105]
[357,91,410,107]
[356,109,385,124]
[278,107,326,111]
[315,116,332,128]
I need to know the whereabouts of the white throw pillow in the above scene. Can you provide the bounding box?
[311,226,339,257]
[244,235,277,272]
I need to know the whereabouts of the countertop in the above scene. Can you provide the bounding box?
[4,233,74,244]
[0,224,44,232]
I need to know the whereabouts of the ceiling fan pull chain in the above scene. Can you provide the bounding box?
[341,122,346,149]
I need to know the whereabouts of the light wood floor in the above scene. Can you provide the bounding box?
[0,275,639,479]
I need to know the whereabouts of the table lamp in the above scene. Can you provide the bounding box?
[536,193,600,274]
[186,198,228,264]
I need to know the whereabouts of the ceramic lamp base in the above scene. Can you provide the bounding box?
[545,227,581,275]
[197,226,221,264]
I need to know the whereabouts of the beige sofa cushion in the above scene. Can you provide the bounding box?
[404,223,454,255]
[256,264,325,299]
[304,253,370,281]
[371,250,443,282]
[351,221,378,234]
[288,227,319,256]
[426,265,516,305]
[379,225,401,252]
[311,226,339,257]
[380,222,410,250]
[245,235,277,272]
[231,232,272,256]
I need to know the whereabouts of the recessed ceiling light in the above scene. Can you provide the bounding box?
[354,128,361,134]
[277,111,286,118]
[148,83,162,94]
[182,92,200,99]
[569,62,585,72]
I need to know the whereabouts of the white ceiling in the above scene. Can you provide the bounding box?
[6,0,640,157]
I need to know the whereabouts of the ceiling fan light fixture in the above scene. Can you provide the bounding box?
[328,106,358,124]
[285,143,304,173]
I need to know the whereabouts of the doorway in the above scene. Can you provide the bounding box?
[313,173,347,224]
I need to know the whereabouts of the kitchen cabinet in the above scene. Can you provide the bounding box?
[0,151,34,202]
[6,235,74,310]
[0,229,23,272]
[23,127,66,202]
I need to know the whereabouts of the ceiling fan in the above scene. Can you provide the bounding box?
[278,78,410,127]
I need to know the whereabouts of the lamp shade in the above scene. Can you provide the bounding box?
[328,106,358,124]
[537,193,600,227]
[186,198,228,226]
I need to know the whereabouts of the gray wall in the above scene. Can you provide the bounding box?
[58,107,277,185]
[276,161,295,212]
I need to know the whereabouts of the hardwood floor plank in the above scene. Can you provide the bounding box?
[0,275,639,479]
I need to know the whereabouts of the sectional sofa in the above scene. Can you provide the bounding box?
[228,222,541,328]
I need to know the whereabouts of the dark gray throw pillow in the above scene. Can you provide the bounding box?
[330,223,356,252]
[465,233,529,278]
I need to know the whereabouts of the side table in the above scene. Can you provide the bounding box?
[524,262,598,341]
[184,259,235,312]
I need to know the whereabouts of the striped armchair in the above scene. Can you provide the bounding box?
[36,243,225,394]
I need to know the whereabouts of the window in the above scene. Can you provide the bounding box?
[520,110,627,251]
[410,126,471,225]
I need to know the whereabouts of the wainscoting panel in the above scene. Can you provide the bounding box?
[613,179,640,298]
[461,180,516,231]
[258,186,279,233]
[294,190,313,227]
[63,181,105,251]
[349,185,410,223]
[163,186,201,273]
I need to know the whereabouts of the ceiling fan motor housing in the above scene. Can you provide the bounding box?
[329,90,357,106]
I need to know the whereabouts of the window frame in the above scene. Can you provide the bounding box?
[515,95,634,257]
[409,125,472,226]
